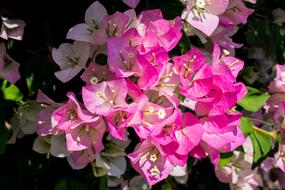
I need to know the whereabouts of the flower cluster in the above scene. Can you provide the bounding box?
[181,0,255,54]
[29,1,247,186]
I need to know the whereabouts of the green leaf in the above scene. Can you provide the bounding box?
[1,80,23,102]
[218,152,234,168]
[238,86,270,112]
[250,130,273,164]
[250,132,262,163]
[254,130,272,156]
[239,117,254,135]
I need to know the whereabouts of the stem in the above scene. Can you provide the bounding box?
[253,125,277,140]
[246,117,275,126]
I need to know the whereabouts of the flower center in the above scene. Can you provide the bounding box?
[195,0,206,9]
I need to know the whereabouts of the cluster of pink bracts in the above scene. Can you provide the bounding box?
[32,1,251,185]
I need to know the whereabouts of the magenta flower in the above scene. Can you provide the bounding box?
[173,48,205,87]
[52,92,94,130]
[152,112,203,167]
[0,43,20,83]
[82,79,128,115]
[137,49,167,90]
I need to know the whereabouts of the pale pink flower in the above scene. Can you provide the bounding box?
[67,1,108,43]
[220,0,254,28]
[80,61,116,85]
[128,138,174,185]
[122,0,140,8]
[268,64,285,93]
[65,116,106,152]
[181,0,229,36]
[0,17,25,40]
[36,90,63,136]
[52,41,90,83]
[0,43,20,83]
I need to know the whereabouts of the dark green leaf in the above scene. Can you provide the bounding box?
[55,178,89,190]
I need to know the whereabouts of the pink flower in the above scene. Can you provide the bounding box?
[181,0,229,36]
[93,12,130,44]
[0,43,20,83]
[0,17,25,40]
[52,92,94,130]
[211,42,244,79]
[173,48,205,87]
[210,26,243,54]
[152,62,180,107]
[128,138,174,185]
[140,16,182,52]
[107,36,141,78]
[199,112,245,168]
[132,96,179,139]
[82,79,128,115]
[268,64,285,93]
[65,116,106,152]
[178,45,246,116]
[104,103,141,140]
[80,61,116,85]
[220,0,254,28]
[137,48,168,89]
[52,41,90,83]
